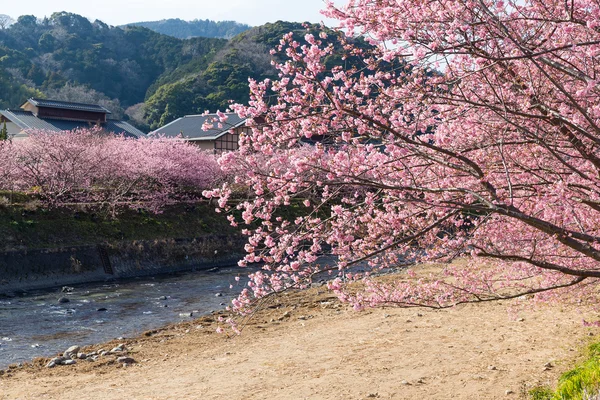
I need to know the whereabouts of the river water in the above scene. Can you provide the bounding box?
[0,266,248,368]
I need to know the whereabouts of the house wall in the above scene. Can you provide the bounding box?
[215,129,239,152]
[213,126,250,152]
[37,107,107,123]
[21,102,37,114]
[190,141,215,151]
[4,122,22,136]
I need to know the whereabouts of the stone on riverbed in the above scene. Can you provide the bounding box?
[63,345,80,357]
[47,356,67,367]
[110,344,126,353]
[117,356,135,364]
[57,297,70,304]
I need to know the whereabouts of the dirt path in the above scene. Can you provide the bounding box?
[0,276,596,399]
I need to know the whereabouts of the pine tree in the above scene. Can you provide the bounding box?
[0,121,8,141]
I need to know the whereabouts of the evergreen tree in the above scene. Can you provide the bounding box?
[0,122,8,141]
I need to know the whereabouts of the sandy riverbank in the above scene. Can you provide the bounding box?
[0,265,596,400]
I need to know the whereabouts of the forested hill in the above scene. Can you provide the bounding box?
[0,12,226,114]
[123,19,251,39]
[143,20,328,130]
[142,21,371,130]
[0,13,368,131]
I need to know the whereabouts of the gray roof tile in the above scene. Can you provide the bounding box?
[1,110,145,138]
[26,98,112,114]
[152,113,246,140]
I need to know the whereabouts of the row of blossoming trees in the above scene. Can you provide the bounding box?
[0,128,222,214]
[205,0,600,316]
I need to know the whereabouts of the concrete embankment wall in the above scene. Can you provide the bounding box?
[0,235,245,294]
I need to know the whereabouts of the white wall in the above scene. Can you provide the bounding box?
[190,140,215,151]
[1,121,26,140]
[4,122,22,136]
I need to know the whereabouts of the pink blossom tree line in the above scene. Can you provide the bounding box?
[0,128,222,213]
[205,0,600,313]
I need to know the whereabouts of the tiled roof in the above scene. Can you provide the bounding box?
[25,98,112,114]
[104,120,146,138]
[1,110,145,138]
[152,113,246,140]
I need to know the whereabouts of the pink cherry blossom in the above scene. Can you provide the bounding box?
[0,128,222,214]
[212,0,600,316]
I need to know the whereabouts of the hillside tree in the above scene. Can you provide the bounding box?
[0,15,14,30]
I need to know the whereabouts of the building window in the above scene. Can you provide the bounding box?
[214,132,239,152]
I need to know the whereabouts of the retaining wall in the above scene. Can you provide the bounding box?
[0,235,245,294]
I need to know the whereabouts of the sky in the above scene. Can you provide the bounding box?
[1,0,342,27]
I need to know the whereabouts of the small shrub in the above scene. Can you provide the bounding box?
[23,200,42,211]
[529,387,553,400]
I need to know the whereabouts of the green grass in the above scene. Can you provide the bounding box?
[0,200,237,251]
[529,387,554,400]
[530,342,600,400]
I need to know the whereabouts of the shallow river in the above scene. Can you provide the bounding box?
[0,266,248,368]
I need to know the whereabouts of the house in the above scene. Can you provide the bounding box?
[0,98,145,139]
[151,113,248,151]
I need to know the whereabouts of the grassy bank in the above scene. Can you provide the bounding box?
[530,341,600,399]
[0,197,237,251]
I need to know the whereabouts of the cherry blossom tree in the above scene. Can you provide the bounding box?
[206,0,600,313]
[2,128,221,213]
